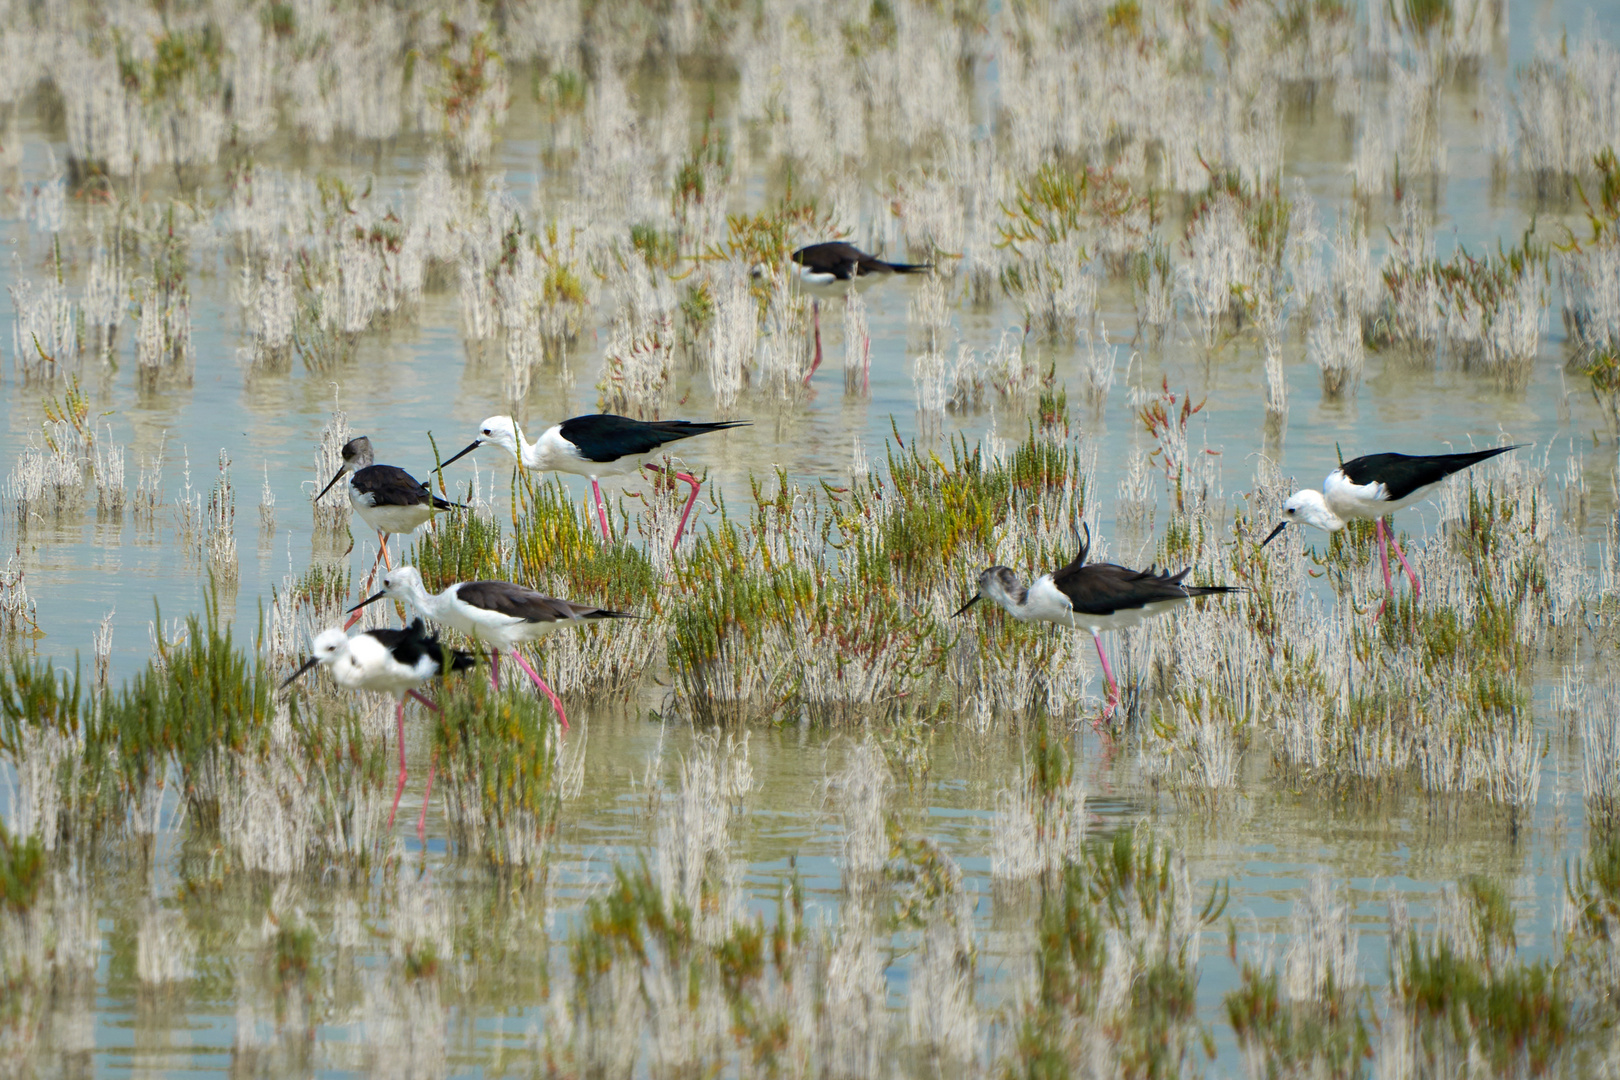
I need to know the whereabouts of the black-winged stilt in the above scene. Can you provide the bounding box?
[786,243,929,387]
[282,618,477,841]
[315,436,463,611]
[347,565,634,729]
[435,414,748,549]
[954,525,1238,725]
[790,242,932,285]
[1261,445,1520,612]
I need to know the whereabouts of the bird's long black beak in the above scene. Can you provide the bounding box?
[314,468,346,502]
[434,439,482,472]
[281,655,319,689]
[1261,521,1288,547]
[952,595,981,618]
[347,591,387,614]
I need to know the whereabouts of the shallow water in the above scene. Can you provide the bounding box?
[3,0,1620,1074]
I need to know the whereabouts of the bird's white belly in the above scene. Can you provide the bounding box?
[1082,597,1189,634]
[530,426,640,479]
[453,605,538,649]
[353,499,433,537]
[792,264,844,289]
[1324,472,1443,522]
[1023,576,1083,625]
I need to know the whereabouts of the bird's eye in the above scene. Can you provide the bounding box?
[482,428,492,436]
[1285,507,1295,516]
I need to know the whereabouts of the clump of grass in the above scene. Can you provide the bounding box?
[511,474,660,609]
[433,682,561,877]
[99,590,276,831]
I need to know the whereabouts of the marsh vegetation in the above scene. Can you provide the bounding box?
[2,0,1620,1074]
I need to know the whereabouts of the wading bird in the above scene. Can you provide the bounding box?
[790,241,932,286]
[787,242,932,386]
[1261,445,1519,613]
[435,414,747,549]
[282,618,478,841]
[348,565,634,730]
[954,525,1238,725]
[314,436,463,615]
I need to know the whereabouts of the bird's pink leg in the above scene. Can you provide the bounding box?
[344,533,393,631]
[644,464,704,551]
[417,750,438,844]
[1092,632,1120,728]
[803,299,822,386]
[388,698,408,828]
[590,478,611,541]
[1375,519,1395,619]
[489,649,501,691]
[508,649,569,730]
[403,691,440,844]
[1388,528,1422,598]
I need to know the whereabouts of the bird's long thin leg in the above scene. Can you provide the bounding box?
[590,478,611,542]
[645,464,703,551]
[1375,519,1395,619]
[404,690,440,844]
[1092,632,1120,727]
[803,298,822,387]
[509,649,569,730]
[388,698,408,829]
[343,533,394,631]
[1388,528,1422,599]
[418,750,438,845]
[489,649,501,691]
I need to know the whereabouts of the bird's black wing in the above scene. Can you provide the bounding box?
[375,618,479,672]
[457,581,635,624]
[793,242,865,278]
[558,414,750,463]
[350,464,466,510]
[1054,562,1238,615]
[351,465,431,507]
[1340,446,1519,503]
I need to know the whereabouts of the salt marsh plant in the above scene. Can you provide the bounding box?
[432,683,562,877]
[5,0,1620,1068]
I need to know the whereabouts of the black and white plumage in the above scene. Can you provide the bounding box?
[316,437,463,605]
[436,414,749,548]
[348,565,636,730]
[282,618,478,840]
[954,525,1237,724]
[1261,445,1520,608]
[790,241,931,286]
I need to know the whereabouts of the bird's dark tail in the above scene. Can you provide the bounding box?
[652,419,751,441]
[580,608,639,621]
[1434,444,1522,475]
[1183,584,1243,598]
[882,260,932,274]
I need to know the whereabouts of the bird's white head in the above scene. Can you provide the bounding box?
[378,565,426,600]
[282,626,351,689]
[436,416,524,473]
[310,627,349,664]
[474,416,523,460]
[1263,489,1345,546]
